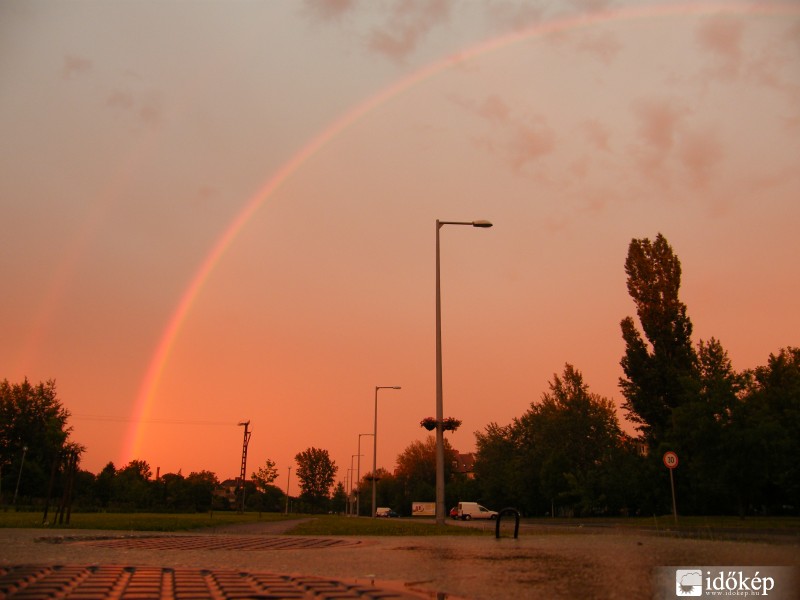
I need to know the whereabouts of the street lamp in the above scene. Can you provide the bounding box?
[435,219,492,525]
[345,471,350,516]
[372,385,401,518]
[285,465,291,515]
[13,446,28,507]
[357,433,373,516]
[350,454,361,516]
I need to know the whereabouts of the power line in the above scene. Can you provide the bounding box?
[71,414,236,427]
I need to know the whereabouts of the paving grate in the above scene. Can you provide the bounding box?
[0,565,427,599]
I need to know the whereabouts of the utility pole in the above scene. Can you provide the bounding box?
[237,421,251,513]
[285,465,291,515]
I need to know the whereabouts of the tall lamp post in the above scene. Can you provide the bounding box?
[357,433,373,516]
[372,385,401,518]
[13,446,28,507]
[285,465,291,515]
[435,219,492,525]
[349,454,360,516]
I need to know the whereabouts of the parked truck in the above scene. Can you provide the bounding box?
[411,502,435,517]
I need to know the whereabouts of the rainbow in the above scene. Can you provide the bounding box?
[123,1,798,462]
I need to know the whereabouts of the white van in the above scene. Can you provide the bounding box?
[375,507,397,517]
[457,502,498,520]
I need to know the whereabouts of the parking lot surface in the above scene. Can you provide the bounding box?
[1,520,797,599]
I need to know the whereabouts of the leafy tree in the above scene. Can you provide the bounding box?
[520,364,623,516]
[112,459,153,509]
[331,481,347,514]
[294,447,337,511]
[475,365,631,516]
[246,483,285,513]
[670,338,744,513]
[0,379,75,500]
[731,347,800,514]
[185,470,219,512]
[72,468,97,509]
[94,462,116,508]
[158,471,188,510]
[251,458,279,492]
[394,436,459,513]
[619,234,699,450]
[120,459,152,480]
[474,423,524,511]
[356,467,396,515]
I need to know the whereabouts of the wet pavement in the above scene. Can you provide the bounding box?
[1,520,798,599]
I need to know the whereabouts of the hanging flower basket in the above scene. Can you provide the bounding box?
[442,417,462,432]
[419,417,462,432]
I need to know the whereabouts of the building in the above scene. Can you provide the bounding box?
[452,452,476,479]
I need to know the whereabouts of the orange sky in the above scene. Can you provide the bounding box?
[2,0,798,492]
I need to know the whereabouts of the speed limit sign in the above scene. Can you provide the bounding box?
[663,451,679,469]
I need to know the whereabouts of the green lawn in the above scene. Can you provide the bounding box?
[1,510,797,537]
[289,515,487,536]
[0,510,290,531]
[0,511,485,535]
[529,515,800,531]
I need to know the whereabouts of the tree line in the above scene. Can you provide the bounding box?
[474,234,798,517]
[2,234,797,517]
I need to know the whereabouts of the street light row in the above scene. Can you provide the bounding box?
[344,219,493,524]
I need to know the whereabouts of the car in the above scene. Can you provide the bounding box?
[449,506,458,519]
[457,501,498,520]
[375,507,399,517]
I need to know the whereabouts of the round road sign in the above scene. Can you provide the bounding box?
[663,451,679,469]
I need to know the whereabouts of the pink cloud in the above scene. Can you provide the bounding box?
[63,54,92,79]
[367,0,453,62]
[565,0,613,12]
[454,93,555,174]
[678,127,724,189]
[630,96,689,183]
[582,119,611,151]
[477,94,511,123]
[695,15,745,80]
[106,89,162,128]
[107,90,135,110]
[484,1,544,32]
[303,0,357,21]
[509,118,556,172]
[633,97,688,154]
[576,30,621,65]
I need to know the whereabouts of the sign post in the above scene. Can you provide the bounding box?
[663,451,679,526]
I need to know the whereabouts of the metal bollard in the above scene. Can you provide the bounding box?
[495,507,521,539]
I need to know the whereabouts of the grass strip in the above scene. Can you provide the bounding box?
[0,511,289,531]
[287,515,489,536]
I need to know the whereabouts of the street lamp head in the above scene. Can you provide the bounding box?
[471,220,493,228]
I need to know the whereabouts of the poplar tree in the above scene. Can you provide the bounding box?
[619,234,698,449]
